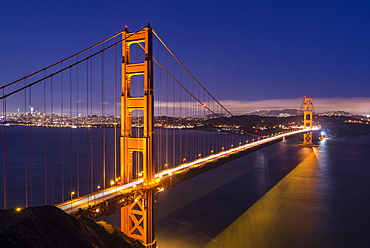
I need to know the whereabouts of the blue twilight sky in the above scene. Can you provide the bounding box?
[1,0,369,114]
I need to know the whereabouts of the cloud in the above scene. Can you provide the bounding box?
[219,97,370,115]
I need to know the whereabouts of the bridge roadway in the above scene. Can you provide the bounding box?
[56,128,319,216]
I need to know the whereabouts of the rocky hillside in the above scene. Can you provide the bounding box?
[0,205,144,248]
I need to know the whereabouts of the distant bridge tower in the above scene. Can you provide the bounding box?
[120,25,156,247]
[302,96,314,146]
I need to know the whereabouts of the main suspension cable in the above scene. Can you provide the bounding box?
[0,30,143,100]
[152,30,261,136]
[0,30,124,90]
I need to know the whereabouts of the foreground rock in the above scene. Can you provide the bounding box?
[0,205,144,248]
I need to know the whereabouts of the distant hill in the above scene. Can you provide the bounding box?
[246,109,300,117]
[318,111,353,116]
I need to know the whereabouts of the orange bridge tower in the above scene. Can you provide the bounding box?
[120,25,156,247]
[301,96,315,147]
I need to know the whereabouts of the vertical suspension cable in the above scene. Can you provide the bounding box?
[61,64,65,202]
[165,51,169,169]
[202,84,205,157]
[157,39,162,172]
[113,41,117,181]
[156,40,160,172]
[89,49,93,192]
[24,79,28,207]
[2,89,7,209]
[194,78,197,160]
[86,58,90,193]
[179,67,182,164]
[76,56,80,197]
[172,57,176,166]
[29,83,32,206]
[186,73,189,163]
[43,71,47,204]
[51,76,54,204]
[69,67,73,196]
[102,48,106,188]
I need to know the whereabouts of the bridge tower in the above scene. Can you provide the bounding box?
[302,96,314,146]
[120,25,156,247]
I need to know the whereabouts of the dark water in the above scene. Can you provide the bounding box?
[2,126,370,247]
[152,134,370,247]
[0,126,244,207]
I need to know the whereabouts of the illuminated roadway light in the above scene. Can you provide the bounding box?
[57,128,319,213]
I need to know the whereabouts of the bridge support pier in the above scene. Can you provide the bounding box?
[121,190,155,247]
[120,25,156,247]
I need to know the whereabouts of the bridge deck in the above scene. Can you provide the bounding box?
[56,128,318,216]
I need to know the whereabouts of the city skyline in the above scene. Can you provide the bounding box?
[1,1,369,115]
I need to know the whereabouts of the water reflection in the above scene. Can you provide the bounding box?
[205,148,321,248]
[155,139,315,247]
[255,151,268,169]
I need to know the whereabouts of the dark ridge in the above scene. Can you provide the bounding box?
[0,205,144,248]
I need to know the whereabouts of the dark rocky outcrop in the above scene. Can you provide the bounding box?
[0,205,144,248]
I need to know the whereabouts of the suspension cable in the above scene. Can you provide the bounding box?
[0,30,124,90]
[0,30,143,100]
[149,32,262,136]
[153,30,235,118]
[153,57,255,133]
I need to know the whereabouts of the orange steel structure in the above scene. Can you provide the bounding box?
[120,25,156,247]
[302,97,314,146]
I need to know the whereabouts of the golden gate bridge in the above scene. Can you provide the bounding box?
[0,24,318,247]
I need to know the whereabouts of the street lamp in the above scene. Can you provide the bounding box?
[97,185,104,198]
[70,191,75,211]
[110,180,116,195]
